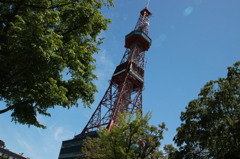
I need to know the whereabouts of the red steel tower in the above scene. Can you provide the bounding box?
[59,4,152,159]
[80,7,152,135]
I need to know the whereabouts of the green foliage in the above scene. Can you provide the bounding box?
[81,112,167,159]
[174,61,240,158]
[162,144,178,159]
[0,0,114,128]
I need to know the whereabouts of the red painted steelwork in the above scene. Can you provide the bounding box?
[79,8,152,135]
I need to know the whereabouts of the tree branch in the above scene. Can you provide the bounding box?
[0,105,16,114]
[0,100,33,114]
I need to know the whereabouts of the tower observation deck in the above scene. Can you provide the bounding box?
[58,5,152,159]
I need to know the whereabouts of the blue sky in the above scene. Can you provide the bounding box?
[1,0,240,158]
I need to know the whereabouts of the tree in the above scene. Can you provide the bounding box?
[0,0,114,128]
[174,61,240,158]
[162,144,178,159]
[81,112,167,159]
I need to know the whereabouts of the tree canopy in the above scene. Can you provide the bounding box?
[81,112,167,159]
[0,0,114,128]
[174,61,240,158]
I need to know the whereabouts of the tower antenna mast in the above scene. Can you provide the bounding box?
[146,0,151,9]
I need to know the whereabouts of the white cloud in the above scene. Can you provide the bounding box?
[53,126,73,142]
[13,124,74,159]
[98,49,114,67]
[183,6,194,16]
[158,34,167,43]
[94,49,114,89]
[16,138,41,159]
[17,138,32,152]
[54,127,64,142]
[42,125,73,156]
[170,25,175,30]
[194,0,203,5]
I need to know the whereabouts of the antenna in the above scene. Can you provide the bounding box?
[146,0,150,9]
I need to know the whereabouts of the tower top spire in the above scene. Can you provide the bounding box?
[146,0,150,9]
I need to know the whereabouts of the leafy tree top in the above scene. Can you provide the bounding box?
[174,61,240,158]
[81,112,168,159]
[0,0,113,128]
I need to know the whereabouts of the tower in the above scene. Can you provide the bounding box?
[59,4,152,159]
